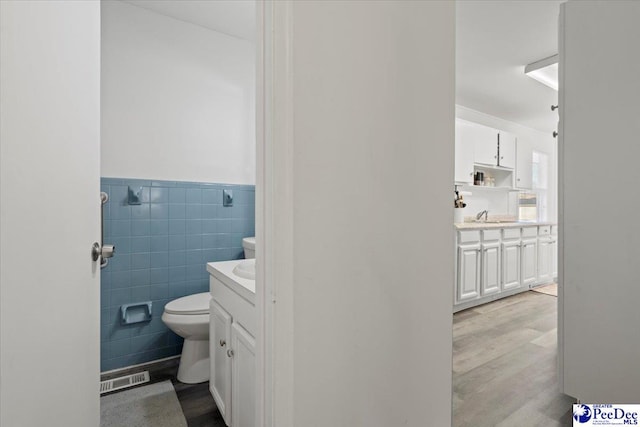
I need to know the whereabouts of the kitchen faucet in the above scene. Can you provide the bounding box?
[476,210,489,221]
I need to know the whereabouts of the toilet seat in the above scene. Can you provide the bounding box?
[164,292,211,315]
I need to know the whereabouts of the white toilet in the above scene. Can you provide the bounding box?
[242,236,255,259]
[162,292,211,384]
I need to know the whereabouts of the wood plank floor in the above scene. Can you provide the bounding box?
[453,291,575,427]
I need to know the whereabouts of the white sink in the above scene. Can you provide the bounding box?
[232,259,256,280]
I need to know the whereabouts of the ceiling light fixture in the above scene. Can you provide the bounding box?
[524,54,559,91]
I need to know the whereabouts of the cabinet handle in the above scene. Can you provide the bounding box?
[227,349,234,358]
[219,339,226,347]
[553,131,558,138]
[551,104,558,111]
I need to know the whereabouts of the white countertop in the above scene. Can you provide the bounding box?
[454,221,556,230]
[207,260,255,305]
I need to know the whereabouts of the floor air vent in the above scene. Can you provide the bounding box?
[100,371,150,394]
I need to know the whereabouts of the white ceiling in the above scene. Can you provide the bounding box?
[456,0,563,132]
[123,0,255,41]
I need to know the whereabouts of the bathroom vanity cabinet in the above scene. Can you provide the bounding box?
[208,261,256,427]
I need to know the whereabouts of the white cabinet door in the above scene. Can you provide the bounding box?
[537,238,552,284]
[515,136,533,189]
[481,242,501,296]
[455,119,476,183]
[231,322,256,427]
[501,240,521,291]
[498,131,516,169]
[471,123,499,166]
[457,243,481,302]
[210,299,233,426]
[521,238,537,287]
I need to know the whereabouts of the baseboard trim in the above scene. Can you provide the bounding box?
[100,355,180,379]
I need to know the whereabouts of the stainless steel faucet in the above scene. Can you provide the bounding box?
[476,210,489,221]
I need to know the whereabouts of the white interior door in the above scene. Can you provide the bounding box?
[0,1,101,425]
[559,0,640,403]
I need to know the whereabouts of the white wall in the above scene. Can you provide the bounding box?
[457,105,558,221]
[101,1,255,184]
[269,2,455,425]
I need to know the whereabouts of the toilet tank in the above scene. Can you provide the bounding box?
[242,237,255,259]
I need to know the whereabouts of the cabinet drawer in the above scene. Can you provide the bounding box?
[551,225,558,236]
[458,230,481,244]
[522,227,538,238]
[482,229,501,241]
[503,228,520,240]
[539,226,551,236]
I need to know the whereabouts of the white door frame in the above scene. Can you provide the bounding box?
[256,1,296,425]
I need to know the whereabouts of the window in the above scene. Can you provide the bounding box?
[518,192,538,221]
[518,151,549,221]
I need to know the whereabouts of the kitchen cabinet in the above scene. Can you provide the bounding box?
[515,136,533,189]
[521,236,538,287]
[501,239,521,291]
[454,120,521,190]
[457,243,481,303]
[537,225,557,284]
[537,238,553,284]
[455,119,476,183]
[455,225,554,312]
[498,131,516,169]
[481,241,501,296]
[472,123,501,166]
[481,231,501,296]
[459,120,516,169]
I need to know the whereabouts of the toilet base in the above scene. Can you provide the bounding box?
[177,339,210,384]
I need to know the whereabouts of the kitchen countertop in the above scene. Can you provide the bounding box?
[454,221,556,230]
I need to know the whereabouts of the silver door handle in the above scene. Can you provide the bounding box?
[92,192,115,267]
[92,243,115,261]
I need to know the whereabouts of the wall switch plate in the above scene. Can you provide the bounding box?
[128,186,143,205]
[223,189,233,207]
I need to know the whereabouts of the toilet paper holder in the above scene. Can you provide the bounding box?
[121,302,153,325]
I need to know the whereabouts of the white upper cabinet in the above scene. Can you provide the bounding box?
[498,131,516,169]
[457,119,514,169]
[472,123,500,166]
[515,136,533,189]
[455,119,476,183]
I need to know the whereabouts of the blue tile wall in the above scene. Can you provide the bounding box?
[100,178,255,372]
